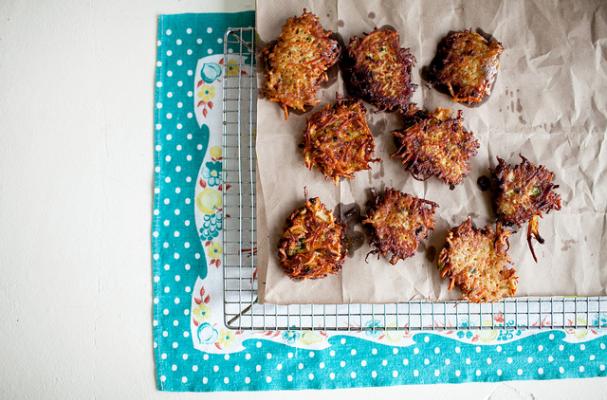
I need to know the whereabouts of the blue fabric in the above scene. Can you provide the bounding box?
[152,12,607,392]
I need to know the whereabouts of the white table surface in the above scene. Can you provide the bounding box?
[0,0,605,398]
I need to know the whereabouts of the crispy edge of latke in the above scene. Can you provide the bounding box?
[261,10,340,119]
[492,155,562,262]
[277,196,347,280]
[363,188,438,265]
[426,29,503,106]
[393,107,479,186]
[342,27,416,112]
[302,98,379,183]
[437,218,518,303]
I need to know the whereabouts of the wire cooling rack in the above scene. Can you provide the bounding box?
[221,27,607,331]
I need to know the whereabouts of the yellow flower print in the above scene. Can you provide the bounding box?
[384,327,405,344]
[206,242,223,259]
[479,329,499,343]
[196,188,222,214]
[209,146,222,160]
[192,303,212,322]
[226,59,241,77]
[300,331,323,345]
[572,328,589,340]
[198,84,216,102]
[216,328,235,348]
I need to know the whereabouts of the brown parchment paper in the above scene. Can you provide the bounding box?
[255,0,607,304]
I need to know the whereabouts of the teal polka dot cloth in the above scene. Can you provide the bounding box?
[152,12,607,392]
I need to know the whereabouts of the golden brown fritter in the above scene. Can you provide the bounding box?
[303,98,378,182]
[277,196,346,280]
[393,108,479,186]
[261,10,340,119]
[342,27,416,112]
[492,156,562,261]
[438,218,518,303]
[426,30,503,105]
[363,188,438,264]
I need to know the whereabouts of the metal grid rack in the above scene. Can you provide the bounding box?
[221,27,607,332]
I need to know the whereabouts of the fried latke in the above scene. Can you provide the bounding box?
[303,98,378,182]
[363,188,438,264]
[261,10,340,119]
[426,30,503,105]
[278,196,346,280]
[438,218,517,302]
[342,27,416,112]
[393,108,479,186]
[492,156,562,261]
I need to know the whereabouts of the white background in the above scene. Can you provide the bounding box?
[0,0,605,398]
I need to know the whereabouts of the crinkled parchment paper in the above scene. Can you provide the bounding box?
[255,0,607,304]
